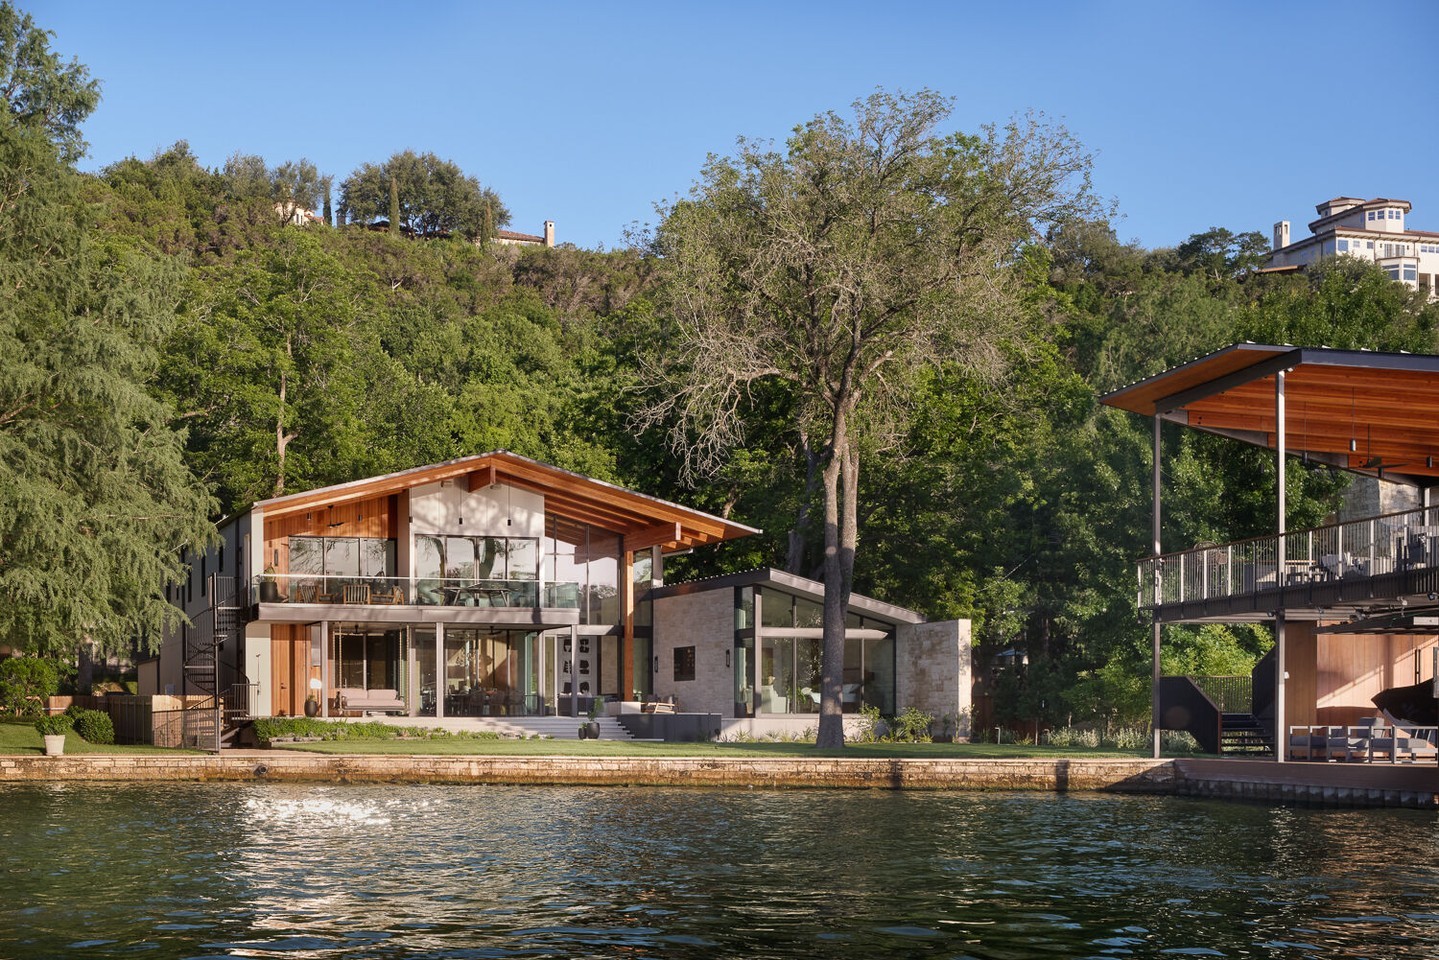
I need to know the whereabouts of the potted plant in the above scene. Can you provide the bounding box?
[34,714,72,757]
[583,695,605,740]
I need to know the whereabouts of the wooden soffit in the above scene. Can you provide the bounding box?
[252,451,758,552]
[1101,344,1439,486]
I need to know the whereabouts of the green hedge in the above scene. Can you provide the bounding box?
[252,717,502,745]
[70,709,115,744]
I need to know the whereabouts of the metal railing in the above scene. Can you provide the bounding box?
[253,575,581,609]
[1190,675,1252,715]
[1288,723,1439,763]
[1139,506,1439,609]
[225,682,260,722]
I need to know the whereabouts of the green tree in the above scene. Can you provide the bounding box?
[0,6,212,656]
[340,150,509,240]
[161,230,368,511]
[0,1,99,162]
[0,656,59,716]
[1173,226,1271,280]
[641,90,1097,746]
[270,157,322,222]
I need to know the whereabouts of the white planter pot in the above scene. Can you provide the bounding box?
[42,734,65,757]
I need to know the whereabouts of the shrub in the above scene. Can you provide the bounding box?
[0,658,61,717]
[1045,726,1101,749]
[887,707,933,743]
[852,704,882,743]
[71,709,115,744]
[250,717,507,745]
[1108,726,1151,751]
[1161,730,1202,754]
[34,713,73,737]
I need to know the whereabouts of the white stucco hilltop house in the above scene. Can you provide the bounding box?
[1265,196,1439,298]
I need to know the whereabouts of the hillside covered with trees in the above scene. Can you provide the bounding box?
[5,3,1439,728]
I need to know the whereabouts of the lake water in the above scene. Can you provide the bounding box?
[2,782,1436,958]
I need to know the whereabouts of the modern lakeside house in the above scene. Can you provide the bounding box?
[144,451,970,746]
[1103,344,1439,763]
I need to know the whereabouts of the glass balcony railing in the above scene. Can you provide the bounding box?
[1138,506,1439,610]
[253,575,581,609]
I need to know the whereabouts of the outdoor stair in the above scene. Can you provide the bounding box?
[1221,712,1274,756]
[367,715,634,741]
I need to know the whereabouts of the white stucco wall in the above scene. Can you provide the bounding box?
[896,619,972,739]
[408,480,544,541]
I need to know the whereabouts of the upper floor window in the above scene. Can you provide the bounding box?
[1337,238,1349,252]
[415,535,538,581]
[291,536,395,579]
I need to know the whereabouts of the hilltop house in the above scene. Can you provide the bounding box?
[492,221,555,248]
[145,451,970,742]
[1265,196,1439,298]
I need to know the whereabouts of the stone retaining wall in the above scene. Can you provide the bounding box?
[0,754,1174,792]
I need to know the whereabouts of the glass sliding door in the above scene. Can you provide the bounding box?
[442,629,541,716]
[331,626,406,704]
[416,627,437,716]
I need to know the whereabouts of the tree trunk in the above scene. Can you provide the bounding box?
[816,417,856,748]
[786,434,821,575]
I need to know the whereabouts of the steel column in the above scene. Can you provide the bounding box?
[1152,415,1162,759]
[1276,370,1287,763]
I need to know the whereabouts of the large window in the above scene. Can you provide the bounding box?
[331,626,406,694]
[291,537,394,578]
[545,526,619,625]
[415,535,539,581]
[749,587,896,716]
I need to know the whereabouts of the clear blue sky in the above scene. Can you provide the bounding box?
[28,0,1439,252]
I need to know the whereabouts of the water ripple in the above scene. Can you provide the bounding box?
[0,784,1436,958]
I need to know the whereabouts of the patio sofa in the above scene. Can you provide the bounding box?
[335,687,406,714]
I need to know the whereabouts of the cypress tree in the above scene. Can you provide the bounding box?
[389,174,400,235]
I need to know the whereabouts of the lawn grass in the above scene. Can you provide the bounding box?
[269,737,1150,760]
[0,720,203,756]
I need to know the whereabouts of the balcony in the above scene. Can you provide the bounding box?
[1139,506,1439,621]
[252,574,581,611]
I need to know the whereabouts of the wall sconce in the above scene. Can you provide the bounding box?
[724,649,731,668]
[653,656,659,672]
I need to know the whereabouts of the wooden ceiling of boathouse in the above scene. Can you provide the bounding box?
[1101,344,1439,486]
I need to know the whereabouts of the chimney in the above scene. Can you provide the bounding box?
[543,220,555,248]
[1273,220,1290,251]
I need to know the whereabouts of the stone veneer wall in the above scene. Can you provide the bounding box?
[895,620,972,739]
[4,755,1433,807]
[651,587,735,715]
[0,754,1174,793]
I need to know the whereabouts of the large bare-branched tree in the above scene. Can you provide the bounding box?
[640,89,1098,746]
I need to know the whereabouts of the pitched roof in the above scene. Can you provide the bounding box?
[252,450,759,552]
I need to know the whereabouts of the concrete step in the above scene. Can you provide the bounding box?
[367,715,633,741]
